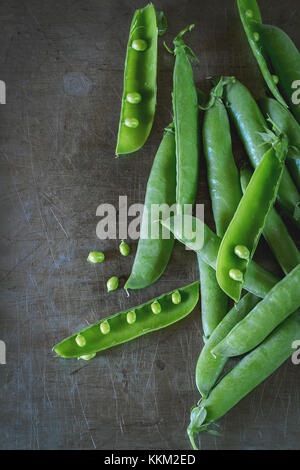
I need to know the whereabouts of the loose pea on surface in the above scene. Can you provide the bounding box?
[234,245,250,260]
[172,290,181,305]
[75,334,86,347]
[107,276,119,292]
[132,39,147,51]
[119,239,130,256]
[126,310,136,324]
[124,117,139,128]
[151,300,162,315]
[126,92,142,104]
[100,320,110,335]
[229,269,244,282]
[87,251,105,264]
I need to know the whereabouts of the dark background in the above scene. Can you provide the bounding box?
[1,0,300,450]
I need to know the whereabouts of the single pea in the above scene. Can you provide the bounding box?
[151,300,161,315]
[124,117,139,128]
[272,75,279,84]
[171,291,181,305]
[126,92,142,104]
[100,320,110,335]
[87,251,105,264]
[229,269,244,282]
[107,276,119,292]
[132,39,147,51]
[75,334,86,347]
[253,32,260,42]
[79,353,96,361]
[119,239,130,256]
[126,310,136,324]
[234,245,250,260]
[245,9,253,18]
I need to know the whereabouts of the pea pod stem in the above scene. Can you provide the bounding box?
[53,282,199,359]
[188,310,300,448]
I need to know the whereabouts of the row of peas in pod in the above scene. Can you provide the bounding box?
[54,0,300,450]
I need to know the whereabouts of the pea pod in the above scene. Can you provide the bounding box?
[125,125,176,290]
[188,310,300,448]
[222,77,300,225]
[53,281,199,358]
[170,25,199,210]
[237,0,287,108]
[161,215,280,299]
[213,264,300,357]
[260,97,300,191]
[116,4,161,155]
[216,130,288,302]
[240,167,300,275]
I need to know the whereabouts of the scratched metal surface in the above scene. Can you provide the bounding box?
[0,0,300,450]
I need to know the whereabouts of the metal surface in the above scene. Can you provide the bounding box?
[0,0,299,450]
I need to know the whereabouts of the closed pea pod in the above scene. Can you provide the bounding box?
[187,311,300,448]
[222,78,300,225]
[53,282,199,358]
[216,130,288,302]
[125,124,176,290]
[161,214,280,299]
[213,264,300,357]
[116,4,165,155]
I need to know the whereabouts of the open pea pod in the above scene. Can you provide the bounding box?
[237,0,287,108]
[116,4,165,155]
[53,281,199,359]
[216,130,288,302]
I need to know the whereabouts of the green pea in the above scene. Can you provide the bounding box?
[234,245,250,260]
[253,32,260,42]
[119,240,130,256]
[132,39,147,51]
[126,310,136,324]
[151,300,161,315]
[79,353,96,361]
[100,320,110,335]
[107,276,119,292]
[272,75,279,84]
[126,92,142,104]
[171,291,181,305]
[75,334,86,347]
[229,269,244,282]
[245,9,253,18]
[124,117,139,128]
[87,251,105,264]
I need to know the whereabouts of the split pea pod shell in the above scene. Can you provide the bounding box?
[188,310,300,446]
[161,215,279,299]
[222,78,300,224]
[125,125,176,290]
[216,132,288,302]
[260,97,300,191]
[116,4,158,155]
[53,281,199,358]
[237,0,287,108]
[213,264,300,357]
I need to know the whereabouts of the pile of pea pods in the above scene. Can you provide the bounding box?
[54,1,300,449]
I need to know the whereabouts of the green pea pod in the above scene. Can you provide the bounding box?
[260,97,300,191]
[53,281,199,358]
[216,131,288,302]
[222,77,300,225]
[116,4,159,155]
[237,0,287,108]
[196,292,260,398]
[161,215,280,299]
[125,125,176,290]
[170,25,199,209]
[240,167,300,275]
[213,264,300,357]
[187,310,300,448]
